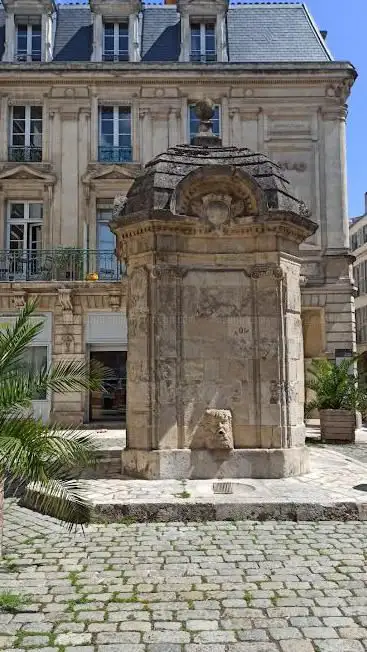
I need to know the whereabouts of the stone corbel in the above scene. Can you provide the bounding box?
[58,288,74,324]
[109,291,122,312]
[12,290,27,309]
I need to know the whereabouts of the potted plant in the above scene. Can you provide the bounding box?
[54,247,85,281]
[306,357,365,443]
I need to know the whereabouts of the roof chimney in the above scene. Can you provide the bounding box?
[365,192,367,215]
[320,30,328,40]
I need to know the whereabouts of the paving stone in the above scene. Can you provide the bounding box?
[56,633,93,646]
[279,642,315,652]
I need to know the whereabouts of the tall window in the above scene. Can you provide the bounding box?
[7,202,43,252]
[189,104,220,143]
[5,202,43,281]
[190,22,216,62]
[103,22,129,61]
[99,106,132,162]
[9,106,43,162]
[22,346,48,400]
[16,24,42,62]
[96,208,120,280]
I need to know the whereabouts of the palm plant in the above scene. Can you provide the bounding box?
[0,301,105,544]
[305,357,367,413]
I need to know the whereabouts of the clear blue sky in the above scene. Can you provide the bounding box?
[59,0,365,217]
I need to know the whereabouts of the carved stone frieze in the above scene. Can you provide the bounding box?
[248,264,284,280]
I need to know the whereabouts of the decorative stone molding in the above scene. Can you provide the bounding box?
[109,291,122,311]
[58,287,73,324]
[12,290,26,309]
[61,333,74,354]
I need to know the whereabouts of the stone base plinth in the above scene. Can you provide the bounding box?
[121,447,309,480]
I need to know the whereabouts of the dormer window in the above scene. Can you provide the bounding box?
[16,23,42,62]
[103,22,129,62]
[190,22,216,63]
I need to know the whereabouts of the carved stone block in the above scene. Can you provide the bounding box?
[190,409,234,451]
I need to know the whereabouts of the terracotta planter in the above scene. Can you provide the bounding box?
[319,409,360,443]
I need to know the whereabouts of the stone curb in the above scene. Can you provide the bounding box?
[91,500,367,523]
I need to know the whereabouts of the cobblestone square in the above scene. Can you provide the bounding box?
[1,501,367,651]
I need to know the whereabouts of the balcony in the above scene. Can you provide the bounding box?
[8,147,42,163]
[0,249,125,283]
[15,52,42,62]
[102,53,129,62]
[98,146,132,163]
[190,51,217,63]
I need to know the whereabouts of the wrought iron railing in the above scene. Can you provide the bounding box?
[0,249,125,282]
[15,52,42,62]
[8,146,42,163]
[102,52,129,62]
[98,146,132,163]
[190,51,217,62]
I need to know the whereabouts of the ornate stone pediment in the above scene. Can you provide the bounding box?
[0,164,56,184]
[82,164,139,185]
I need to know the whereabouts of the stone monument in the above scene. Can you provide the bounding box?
[111,99,317,479]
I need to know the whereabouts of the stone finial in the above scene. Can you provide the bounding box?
[192,98,221,148]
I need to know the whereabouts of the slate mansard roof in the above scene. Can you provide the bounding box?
[0,2,333,64]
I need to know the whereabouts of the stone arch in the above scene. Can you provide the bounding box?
[171,165,266,225]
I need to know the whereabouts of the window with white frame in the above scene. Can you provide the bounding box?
[7,202,43,252]
[16,23,42,62]
[103,22,129,61]
[190,22,216,62]
[99,106,132,163]
[4,202,43,281]
[189,103,220,143]
[9,105,43,162]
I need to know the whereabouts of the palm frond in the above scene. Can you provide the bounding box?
[0,300,105,531]
[305,356,367,411]
[23,478,93,531]
[34,358,111,395]
[0,301,44,376]
[0,418,99,483]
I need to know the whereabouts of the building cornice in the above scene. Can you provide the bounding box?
[0,61,356,77]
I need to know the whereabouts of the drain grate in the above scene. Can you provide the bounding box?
[213,481,233,494]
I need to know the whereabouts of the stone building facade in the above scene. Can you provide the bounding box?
[0,0,357,425]
[350,195,367,359]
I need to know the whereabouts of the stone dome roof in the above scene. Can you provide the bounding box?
[114,143,314,227]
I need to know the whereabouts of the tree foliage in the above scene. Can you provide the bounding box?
[305,357,367,414]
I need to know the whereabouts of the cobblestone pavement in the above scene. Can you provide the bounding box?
[1,502,367,651]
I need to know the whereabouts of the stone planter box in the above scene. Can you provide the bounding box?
[319,409,361,443]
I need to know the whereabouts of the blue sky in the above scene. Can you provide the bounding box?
[58,0,365,217]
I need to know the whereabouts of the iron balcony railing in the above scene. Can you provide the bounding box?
[190,51,217,63]
[98,146,132,163]
[8,146,42,163]
[15,52,42,62]
[102,52,129,61]
[0,249,125,282]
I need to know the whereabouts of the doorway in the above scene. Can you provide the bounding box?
[89,350,127,423]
